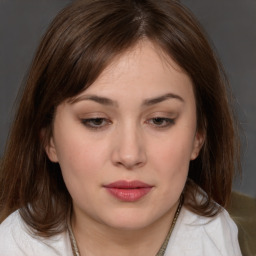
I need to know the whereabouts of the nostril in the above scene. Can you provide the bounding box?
[114,157,145,170]
[110,131,147,169]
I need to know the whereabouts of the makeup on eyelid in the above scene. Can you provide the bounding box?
[80,117,176,130]
[74,104,181,120]
[73,100,180,130]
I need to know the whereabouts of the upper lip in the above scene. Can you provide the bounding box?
[104,180,153,189]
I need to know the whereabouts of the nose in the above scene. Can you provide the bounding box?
[111,124,147,170]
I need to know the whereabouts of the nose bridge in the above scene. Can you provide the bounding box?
[112,120,146,169]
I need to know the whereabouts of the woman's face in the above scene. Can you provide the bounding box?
[46,41,203,231]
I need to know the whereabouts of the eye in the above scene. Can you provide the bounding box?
[147,117,175,128]
[81,118,111,130]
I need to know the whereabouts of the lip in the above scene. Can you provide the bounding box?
[103,180,153,202]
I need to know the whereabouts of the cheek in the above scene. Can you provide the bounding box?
[55,134,110,183]
[55,139,104,203]
[148,130,195,184]
[147,138,191,212]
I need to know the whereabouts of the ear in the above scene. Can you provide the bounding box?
[41,129,59,163]
[45,137,59,163]
[190,131,205,160]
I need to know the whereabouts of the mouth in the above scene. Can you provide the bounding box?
[103,180,153,202]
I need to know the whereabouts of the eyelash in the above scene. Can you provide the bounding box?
[81,118,111,130]
[80,117,175,130]
[146,117,175,129]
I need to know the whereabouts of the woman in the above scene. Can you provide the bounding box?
[0,0,242,255]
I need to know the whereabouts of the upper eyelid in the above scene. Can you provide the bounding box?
[146,117,175,128]
[78,114,176,121]
[81,117,110,123]
[80,116,175,131]
[80,118,112,129]
[78,112,108,117]
[147,117,175,123]
[145,111,177,119]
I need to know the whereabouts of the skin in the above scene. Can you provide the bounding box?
[46,40,204,256]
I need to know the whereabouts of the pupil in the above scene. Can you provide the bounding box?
[94,118,103,125]
[154,118,163,124]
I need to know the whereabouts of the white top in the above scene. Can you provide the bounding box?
[0,207,242,256]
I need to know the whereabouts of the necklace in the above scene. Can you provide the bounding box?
[68,197,183,256]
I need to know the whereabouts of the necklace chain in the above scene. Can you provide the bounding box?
[68,197,183,256]
[68,221,80,256]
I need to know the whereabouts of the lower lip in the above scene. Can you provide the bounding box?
[105,187,152,202]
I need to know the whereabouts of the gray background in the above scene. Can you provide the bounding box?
[0,0,255,197]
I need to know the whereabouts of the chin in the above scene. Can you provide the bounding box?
[99,209,163,231]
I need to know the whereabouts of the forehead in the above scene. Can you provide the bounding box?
[71,40,194,103]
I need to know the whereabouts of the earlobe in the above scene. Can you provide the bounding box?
[190,132,205,160]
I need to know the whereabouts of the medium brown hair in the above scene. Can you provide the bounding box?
[0,0,240,236]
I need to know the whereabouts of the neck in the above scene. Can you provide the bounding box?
[71,201,180,256]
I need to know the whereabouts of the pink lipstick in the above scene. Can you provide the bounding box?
[104,180,153,202]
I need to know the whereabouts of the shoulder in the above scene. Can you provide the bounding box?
[0,210,72,256]
[165,206,242,256]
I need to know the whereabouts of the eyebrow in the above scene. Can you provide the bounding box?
[70,93,184,107]
[142,93,184,106]
[70,95,117,106]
